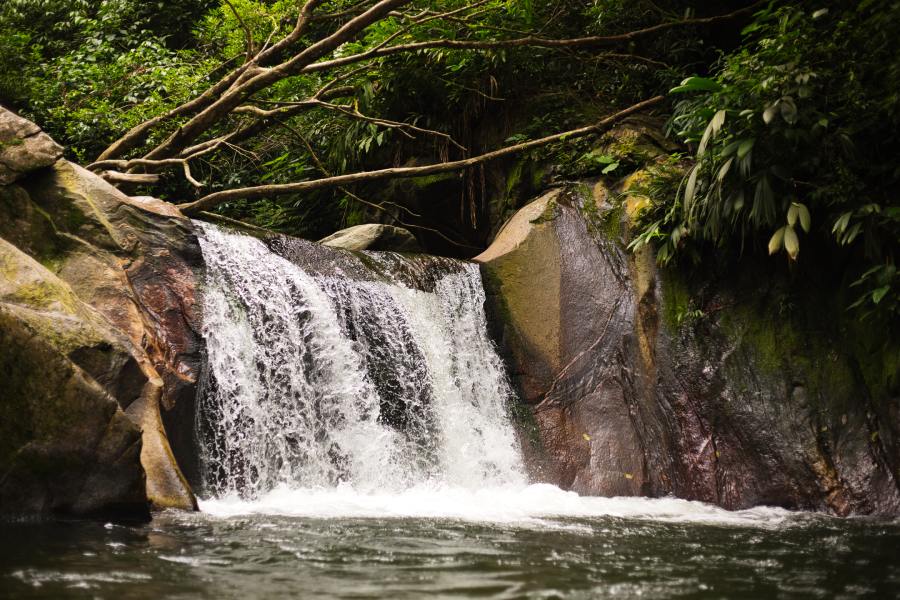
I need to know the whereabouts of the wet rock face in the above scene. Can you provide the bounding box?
[478,183,900,516]
[0,107,203,518]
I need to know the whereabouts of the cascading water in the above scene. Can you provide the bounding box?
[195,222,525,502]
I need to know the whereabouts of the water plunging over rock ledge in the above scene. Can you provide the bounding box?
[195,223,525,499]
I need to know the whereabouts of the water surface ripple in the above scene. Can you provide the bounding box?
[2,506,898,599]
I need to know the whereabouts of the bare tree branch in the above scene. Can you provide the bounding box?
[223,0,256,61]
[301,1,764,73]
[177,95,664,214]
[95,1,756,169]
[281,121,481,250]
[142,0,413,161]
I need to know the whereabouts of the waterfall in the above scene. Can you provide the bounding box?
[195,223,525,499]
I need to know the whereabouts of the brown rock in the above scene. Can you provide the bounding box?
[0,106,63,184]
[0,242,147,519]
[319,223,422,252]
[478,181,900,515]
[0,155,203,516]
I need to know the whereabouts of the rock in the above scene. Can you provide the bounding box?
[0,242,147,519]
[0,145,202,517]
[0,106,63,184]
[478,182,900,515]
[18,162,207,489]
[319,223,422,252]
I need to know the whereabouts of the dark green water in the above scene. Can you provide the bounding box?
[2,511,898,599]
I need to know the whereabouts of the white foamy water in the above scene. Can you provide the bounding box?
[196,223,524,499]
[199,483,793,527]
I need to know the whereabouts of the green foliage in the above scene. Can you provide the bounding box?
[632,2,900,318]
[0,0,216,161]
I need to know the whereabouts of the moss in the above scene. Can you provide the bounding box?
[0,252,15,281]
[531,165,548,190]
[0,137,25,151]
[407,171,457,189]
[8,279,79,314]
[658,268,694,332]
[599,201,626,241]
[713,293,863,414]
[480,264,514,327]
[52,165,124,248]
[529,197,559,224]
[510,399,543,448]
[505,160,525,198]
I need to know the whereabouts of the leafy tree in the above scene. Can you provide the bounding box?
[631,1,900,317]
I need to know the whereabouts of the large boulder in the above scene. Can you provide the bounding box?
[0,107,63,184]
[319,223,422,252]
[0,107,203,518]
[477,182,900,515]
[0,241,147,518]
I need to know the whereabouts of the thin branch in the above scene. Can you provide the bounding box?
[283,120,422,218]
[89,143,221,188]
[101,171,161,185]
[285,122,480,249]
[178,95,664,214]
[223,0,255,61]
[300,99,468,152]
[302,1,764,73]
[143,0,413,161]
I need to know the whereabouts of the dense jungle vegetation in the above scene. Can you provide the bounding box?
[0,0,897,322]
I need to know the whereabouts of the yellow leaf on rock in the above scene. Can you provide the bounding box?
[582,433,591,441]
[624,473,634,480]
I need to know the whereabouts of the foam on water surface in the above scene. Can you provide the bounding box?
[199,483,794,528]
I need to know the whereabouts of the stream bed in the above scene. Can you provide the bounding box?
[2,492,898,599]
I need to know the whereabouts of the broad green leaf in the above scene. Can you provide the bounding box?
[852,265,885,286]
[721,140,741,156]
[698,109,726,156]
[684,164,700,209]
[783,225,799,259]
[737,138,755,159]
[716,157,733,183]
[768,226,786,255]
[832,212,852,234]
[797,203,811,232]
[763,102,778,125]
[780,97,798,124]
[601,161,619,174]
[670,76,723,94]
[787,203,799,226]
[842,222,862,245]
[872,286,890,304]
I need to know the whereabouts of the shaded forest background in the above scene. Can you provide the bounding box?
[0,0,897,322]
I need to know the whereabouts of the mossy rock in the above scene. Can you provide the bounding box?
[0,308,148,519]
